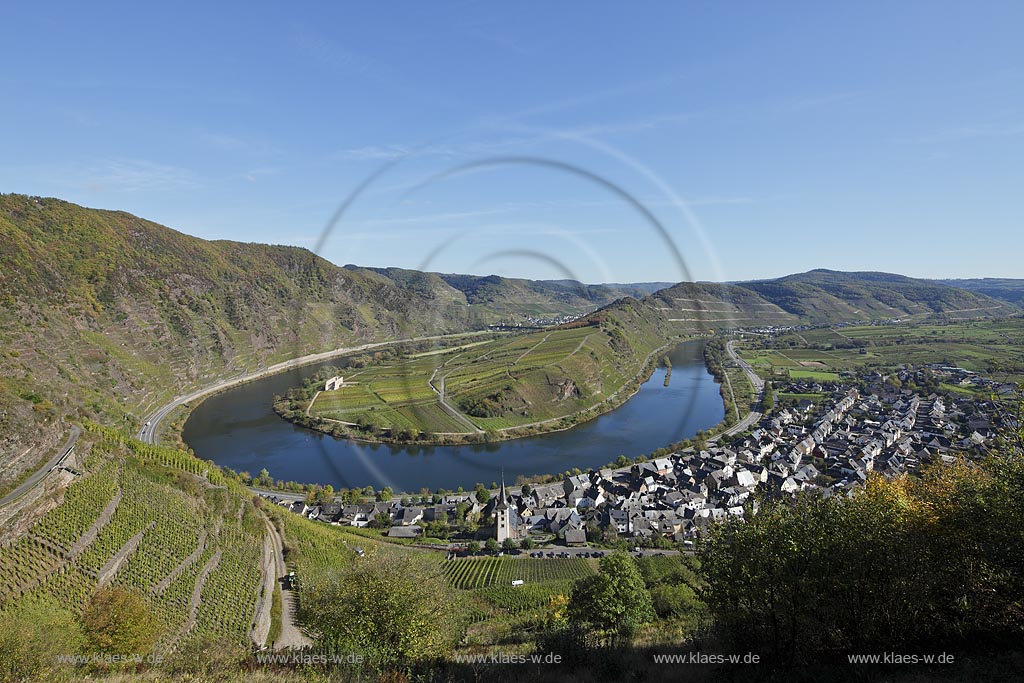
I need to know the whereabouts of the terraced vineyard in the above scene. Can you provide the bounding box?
[274,508,357,574]
[475,582,575,614]
[443,556,595,589]
[298,310,672,439]
[0,425,266,653]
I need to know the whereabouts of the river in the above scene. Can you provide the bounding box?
[182,340,725,492]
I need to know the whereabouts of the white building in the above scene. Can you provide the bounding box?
[324,376,344,391]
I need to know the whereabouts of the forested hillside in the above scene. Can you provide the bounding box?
[0,195,632,490]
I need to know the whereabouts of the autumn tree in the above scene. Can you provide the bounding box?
[299,553,462,668]
[81,588,159,658]
[567,552,654,641]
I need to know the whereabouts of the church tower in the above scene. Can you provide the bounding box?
[494,472,512,542]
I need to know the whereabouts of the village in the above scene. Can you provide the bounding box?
[260,365,1009,552]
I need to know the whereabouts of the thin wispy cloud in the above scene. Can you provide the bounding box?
[198,131,278,156]
[289,25,382,78]
[62,159,201,193]
[906,121,1024,145]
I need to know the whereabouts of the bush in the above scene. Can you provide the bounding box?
[81,588,159,660]
[299,552,463,668]
[0,596,85,681]
[567,553,654,641]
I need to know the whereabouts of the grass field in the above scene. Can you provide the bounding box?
[306,321,669,437]
[738,317,1024,384]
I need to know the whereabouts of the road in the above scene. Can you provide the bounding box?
[428,368,483,434]
[711,340,766,441]
[0,424,81,508]
[137,332,491,444]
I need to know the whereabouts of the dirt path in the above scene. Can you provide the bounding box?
[428,354,483,434]
[251,519,277,647]
[263,516,311,650]
[514,332,552,364]
[96,521,154,587]
[155,530,207,595]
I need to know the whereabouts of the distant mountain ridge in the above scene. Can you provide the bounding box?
[932,278,1024,306]
[347,266,657,316]
[728,269,1018,323]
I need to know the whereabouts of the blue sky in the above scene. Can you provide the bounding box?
[2,1,1022,283]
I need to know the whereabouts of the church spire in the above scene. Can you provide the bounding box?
[494,470,509,510]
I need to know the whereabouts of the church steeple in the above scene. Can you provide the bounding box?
[494,470,513,542]
[495,470,509,511]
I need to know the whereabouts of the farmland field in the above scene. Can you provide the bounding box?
[443,556,596,589]
[304,319,674,438]
[738,317,1024,384]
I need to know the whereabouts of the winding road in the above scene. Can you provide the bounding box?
[0,425,82,508]
[137,332,491,444]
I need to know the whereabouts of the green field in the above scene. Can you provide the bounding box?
[739,317,1024,384]
[443,556,596,589]
[305,320,670,437]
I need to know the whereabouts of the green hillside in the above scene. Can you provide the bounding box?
[0,195,633,492]
[2,194,1017,485]
[0,425,265,657]
[285,294,675,440]
[734,269,1018,323]
[934,278,1024,305]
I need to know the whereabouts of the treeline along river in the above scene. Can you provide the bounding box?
[182,340,725,492]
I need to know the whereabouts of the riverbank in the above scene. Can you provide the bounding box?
[138,331,501,446]
[272,336,688,446]
[181,338,726,492]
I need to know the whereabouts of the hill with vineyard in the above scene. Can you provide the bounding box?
[0,425,268,657]
[0,194,649,495]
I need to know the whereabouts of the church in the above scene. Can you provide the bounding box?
[491,474,524,542]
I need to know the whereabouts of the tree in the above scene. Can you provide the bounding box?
[424,520,449,540]
[378,486,393,502]
[254,468,273,488]
[485,538,499,553]
[520,536,535,550]
[567,553,654,641]
[521,483,532,496]
[299,553,461,668]
[474,486,490,504]
[502,537,518,553]
[81,588,159,657]
[317,483,333,505]
[466,541,481,555]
